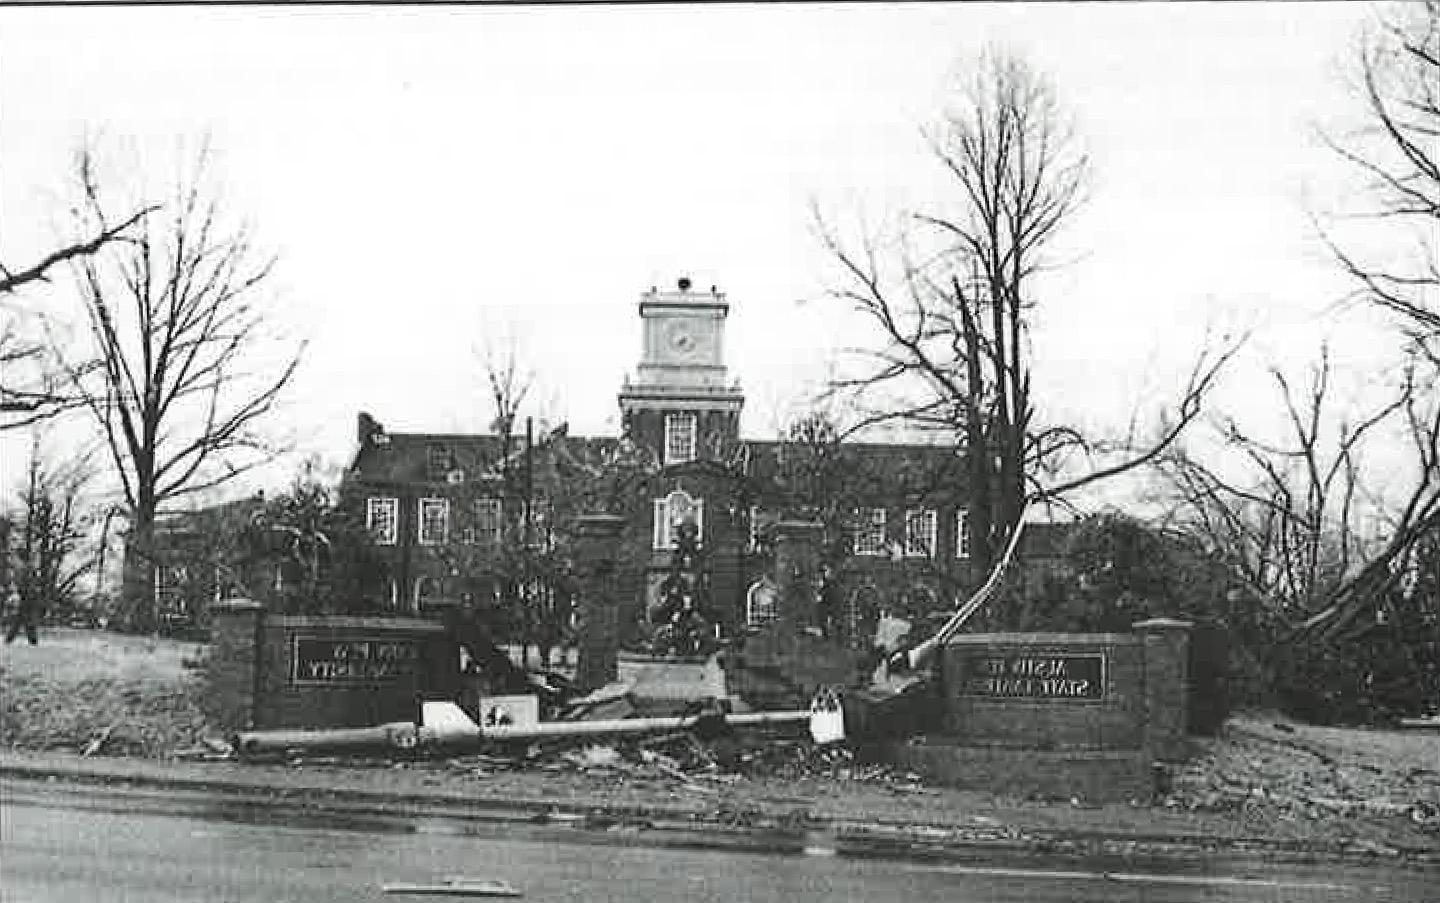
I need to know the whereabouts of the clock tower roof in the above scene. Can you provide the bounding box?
[638,279,728,316]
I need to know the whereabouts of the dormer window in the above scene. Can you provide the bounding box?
[665,412,697,465]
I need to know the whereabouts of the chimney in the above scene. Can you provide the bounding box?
[357,412,385,446]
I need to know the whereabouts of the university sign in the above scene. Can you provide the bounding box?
[953,652,1106,700]
[291,636,422,685]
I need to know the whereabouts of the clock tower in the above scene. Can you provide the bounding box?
[619,278,747,638]
[618,278,745,425]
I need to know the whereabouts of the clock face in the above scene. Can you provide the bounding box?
[667,323,698,355]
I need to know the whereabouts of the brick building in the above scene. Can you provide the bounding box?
[340,281,1034,645]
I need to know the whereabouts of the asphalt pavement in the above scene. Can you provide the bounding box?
[2,747,1437,870]
[5,780,1434,903]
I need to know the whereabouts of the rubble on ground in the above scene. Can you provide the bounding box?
[1163,716,1440,833]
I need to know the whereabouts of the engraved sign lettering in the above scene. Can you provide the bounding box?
[291,636,421,685]
[954,653,1106,700]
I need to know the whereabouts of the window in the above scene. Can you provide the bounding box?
[904,509,938,558]
[413,576,439,612]
[653,489,704,549]
[664,412,697,464]
[853,508,887,556]
[467,498,503,546]
[418,498,449,545]
[956,508,971,559]
[746,578,779,626]
[747,505,764,552]
[526,498,553,550]
[367,497,398,545]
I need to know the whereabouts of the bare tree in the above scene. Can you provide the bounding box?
[10,436,97,626]
[1321,0,1439,341]
[54,145,302,632]
[1,147,155,428]
[1293,0,1440,640]
[819,49,1239,569]
[1159,348,1413,619]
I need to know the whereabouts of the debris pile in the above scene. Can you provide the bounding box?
[426,726,934,796]
[1163,717,1440,833]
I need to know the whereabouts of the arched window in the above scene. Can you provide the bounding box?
[652,489,704,550]
[745,577,779,626]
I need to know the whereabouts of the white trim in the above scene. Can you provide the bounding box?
[653,489,704,549]
[745,578,779,626]
[853,507,887,556]
[418,498,449,545]
[904,509,938,558]
[956,508,971,559]
[664,412,698,464]
[367,497,399,545]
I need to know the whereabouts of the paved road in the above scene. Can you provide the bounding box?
[2,780,1431,902]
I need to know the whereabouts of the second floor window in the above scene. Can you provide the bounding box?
[418,498,449,545]
[467,498,503,546]
[853,508,887,556]
[665,412,697,465]
[904,509,938,558]
[956,508,971,559]
[367,497,398,545]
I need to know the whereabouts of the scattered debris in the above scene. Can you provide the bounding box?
[1163,716,1440,833]
[81,724,115,757]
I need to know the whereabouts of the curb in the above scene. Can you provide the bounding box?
[3,756,1436,870]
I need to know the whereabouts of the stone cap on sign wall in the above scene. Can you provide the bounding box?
[943,632,1141,647]
[1131,618,1194,631]
[209,598,264,614]
[265,615,446,632]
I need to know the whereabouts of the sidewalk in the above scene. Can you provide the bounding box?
[3,748,1436,868]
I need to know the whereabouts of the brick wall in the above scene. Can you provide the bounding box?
[202,605,455,732]
[202,599,265,733]
[882,619,1192,802]
[940,633,1146,751]
[254,616,451,729]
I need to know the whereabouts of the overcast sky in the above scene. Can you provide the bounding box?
[2,2,1394,502]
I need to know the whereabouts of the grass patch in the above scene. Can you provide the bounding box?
[1,628,211,757]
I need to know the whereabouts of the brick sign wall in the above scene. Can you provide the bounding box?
[255,615,451,729]
[887,620,1192,803]
[941,634,1145,751]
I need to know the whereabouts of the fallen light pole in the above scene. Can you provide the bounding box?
[232,700,821,758]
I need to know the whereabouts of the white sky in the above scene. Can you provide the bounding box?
[1,2,1398,503]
